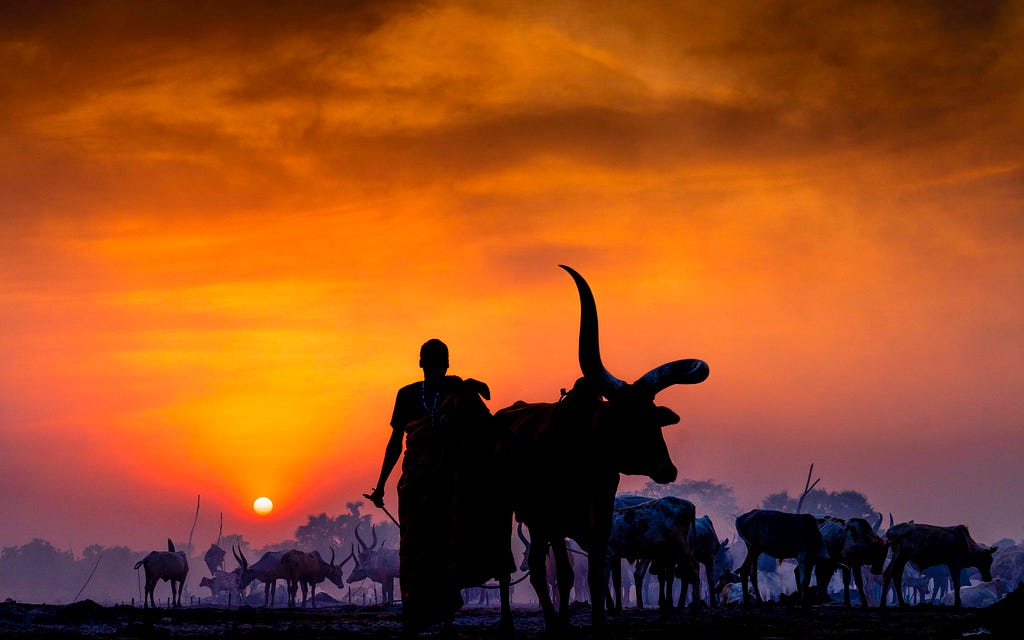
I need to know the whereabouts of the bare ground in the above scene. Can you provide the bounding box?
[0,594,1018,639]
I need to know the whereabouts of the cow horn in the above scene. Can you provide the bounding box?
[355,522,369,550]
[233,545,247,570]
[370,524,378,550]
[329,546,336,567]
[634,359,709,395]
[873,512,884,532]
[560,265,624,394]
[517,522,530,547]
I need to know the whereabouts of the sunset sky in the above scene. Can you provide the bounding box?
[2,1,1022,553]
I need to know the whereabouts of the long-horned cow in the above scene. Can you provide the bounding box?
[233,547,288,607]
[346,523,400,603]
[882,522,997,608]
[281,548,351,608]
[133,538,189,608]
[814,514,887,607]
[493,265,709,631]
[735,509,828,606]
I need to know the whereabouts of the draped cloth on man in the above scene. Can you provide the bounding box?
[392,375,513,628]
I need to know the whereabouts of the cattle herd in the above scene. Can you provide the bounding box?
[132,267,1015,633]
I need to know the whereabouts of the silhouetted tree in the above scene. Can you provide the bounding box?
[0,539,76,603]
[759,488,876,520]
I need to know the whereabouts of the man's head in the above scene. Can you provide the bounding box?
[419,339,449,375]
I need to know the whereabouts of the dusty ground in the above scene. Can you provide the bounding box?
[0,595,1018,639]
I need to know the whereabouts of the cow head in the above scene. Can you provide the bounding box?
[316,546,350,589]
[561,265,708,484]
[845,518,888,574]
[976,546,998,582]
[346,523,381,583]
[231,546,258,591]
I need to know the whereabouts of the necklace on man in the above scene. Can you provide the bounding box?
[421,382,439,425]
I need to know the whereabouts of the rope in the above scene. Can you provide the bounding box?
[478,571,532,589]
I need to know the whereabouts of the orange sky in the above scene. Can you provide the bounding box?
[1,1,1022,552]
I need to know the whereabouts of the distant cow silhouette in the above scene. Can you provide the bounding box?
[134,539,189,608]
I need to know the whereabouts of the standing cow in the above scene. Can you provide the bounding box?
[882,522,997,608]
[606,496,699,611]
[234,547,288,607]
[679,515,733,608]
[346,523,400,603]
[493,265,708,632]
[134,539,189,608]
[814,514,887,607]
[735,509,828,606]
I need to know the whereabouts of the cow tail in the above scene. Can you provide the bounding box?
[134,560,144,570]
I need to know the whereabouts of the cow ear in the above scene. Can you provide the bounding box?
[652,406,680,428]
[720,538,729,548]
[989,547,998,555]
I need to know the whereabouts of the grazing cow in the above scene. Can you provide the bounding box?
[493,265,708,632]
[882,522,997,608]
[814,514,888,607]
[679,515,733,608]
[134,539,189,609]
[606,496,699,611]
[233,547,288,607]
[281,550,319,607]
[200,568,242,603]
[735,509,828,606]
[346,523,400,603]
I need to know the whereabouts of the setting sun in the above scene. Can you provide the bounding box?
[253,497,274,516]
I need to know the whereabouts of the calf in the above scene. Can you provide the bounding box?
[735,509,827,606]
[200,568,242,603]
[814,515,887,607]
[882,522,997,608]
[134,539,189,608]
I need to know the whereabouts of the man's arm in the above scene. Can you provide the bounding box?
[369,427,403,507]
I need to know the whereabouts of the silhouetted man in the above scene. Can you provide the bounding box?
[369,339,511,637]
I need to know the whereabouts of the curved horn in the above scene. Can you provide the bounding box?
[634,359,709,395]
[347,543,358,568]
[354,522,368,550]
[873,512,884,532]
[517,522,530,547]
[233,545,248,570]
[559,265,624,394]
[370,524,378,550]
[329,546,336,567]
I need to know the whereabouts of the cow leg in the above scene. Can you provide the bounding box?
[551,539,573,627]
[497,574,514,636]
[702,560,715,608]
[748,555,764,605]
[633,559,650,608]
[797,561,813,606]
[950,565,962,608]
[609,558,622,611]
[528,540,559,629]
